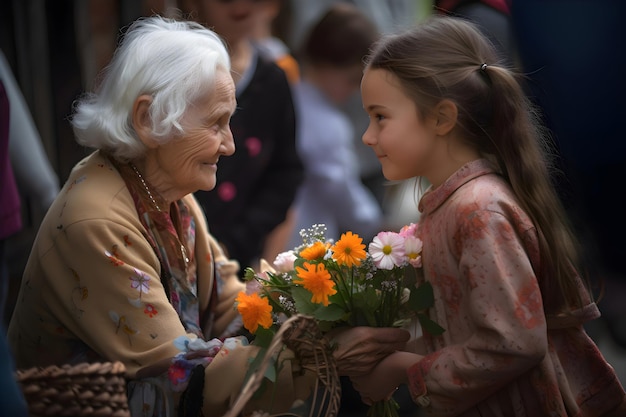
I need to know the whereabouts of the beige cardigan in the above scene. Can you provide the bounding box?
[8,151,311,415]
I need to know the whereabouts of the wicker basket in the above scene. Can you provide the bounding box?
[224,314,341,417]
[16,361,130,417]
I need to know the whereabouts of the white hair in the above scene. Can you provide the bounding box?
[71,15,231,161]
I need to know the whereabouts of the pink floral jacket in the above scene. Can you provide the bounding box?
[407,159,625,417]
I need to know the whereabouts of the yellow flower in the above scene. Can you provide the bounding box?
[331,231,366,267]
[236,291,273,334]
[300,241,328,261]
[294,262,337,306]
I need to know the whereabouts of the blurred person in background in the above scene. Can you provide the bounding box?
[0,51,59,216]
[284,0,429,236]
[0,50,60,323]
[251,0,300,85]
[0,64,23,326]
[0,77,28,417]
[248,0,302,266]
[286,3,383,249]
[182,0,304,274]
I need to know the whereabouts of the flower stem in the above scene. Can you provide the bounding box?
[367,398,400,417]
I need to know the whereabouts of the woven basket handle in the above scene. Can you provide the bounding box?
[223,314,341,417]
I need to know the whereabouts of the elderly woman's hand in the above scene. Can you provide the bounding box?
[327,326,410,377]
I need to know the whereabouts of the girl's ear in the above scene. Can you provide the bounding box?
[433,99,458,136]
[132,95,159,149]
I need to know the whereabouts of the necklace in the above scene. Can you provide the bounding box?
[129,163,161,211]
[128,162,189,270]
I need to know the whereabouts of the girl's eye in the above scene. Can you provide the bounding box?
[375,114,385,122]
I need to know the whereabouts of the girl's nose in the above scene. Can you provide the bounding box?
[361,125,375,147]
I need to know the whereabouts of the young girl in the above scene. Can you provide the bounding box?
[350,16,626,416]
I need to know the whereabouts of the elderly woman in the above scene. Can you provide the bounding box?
[7,15,408,417]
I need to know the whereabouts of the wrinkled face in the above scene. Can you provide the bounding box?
[195,0,271,44]
[153,69,236,195]
[360,68,438,181]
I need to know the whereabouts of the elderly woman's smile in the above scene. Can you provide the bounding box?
[132,69,237,205]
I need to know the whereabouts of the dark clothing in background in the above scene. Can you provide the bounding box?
[195,48,303,272]
[511,0,626,344]
[0,80,21,242]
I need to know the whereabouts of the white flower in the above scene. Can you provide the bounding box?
[369,231,406,270]
[404,236,423,268]
[273,250,297,273]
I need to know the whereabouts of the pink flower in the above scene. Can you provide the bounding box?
[399,222,419,238]
[245,277,263,295]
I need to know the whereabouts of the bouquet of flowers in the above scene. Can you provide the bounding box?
[235,223,444,417]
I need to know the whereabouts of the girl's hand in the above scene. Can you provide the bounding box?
[328,326,410,377]
[350,351,422,403]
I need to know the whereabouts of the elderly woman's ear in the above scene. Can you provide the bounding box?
[132,94,159,149]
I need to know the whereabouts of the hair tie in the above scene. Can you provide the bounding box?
[480,63,488,71]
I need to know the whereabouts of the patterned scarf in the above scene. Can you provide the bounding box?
[111,156,204,337]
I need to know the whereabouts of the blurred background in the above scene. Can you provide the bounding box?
[2,0,625,405]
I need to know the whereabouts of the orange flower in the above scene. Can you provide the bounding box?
[300,241,328,261]
[294,262,336,306]
[236,291,273,333]
[331,231,366,267]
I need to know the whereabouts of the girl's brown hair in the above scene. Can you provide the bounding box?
[365,16,589,312]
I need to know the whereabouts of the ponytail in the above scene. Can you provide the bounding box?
[486,66,588,311]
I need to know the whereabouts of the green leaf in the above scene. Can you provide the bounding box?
[346,293,377,326]
[316,320,336,333]
[291,286,317,314]
[244,346,278,383]
[355,308,379,327]
[253,326,275,349]
[262,357,277,382]
[417,313,445,336]
[313,303,345,322]
[408,281,435,311]
[352,288,380,311]
[293,257,308,269]
[327,291,348,310]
